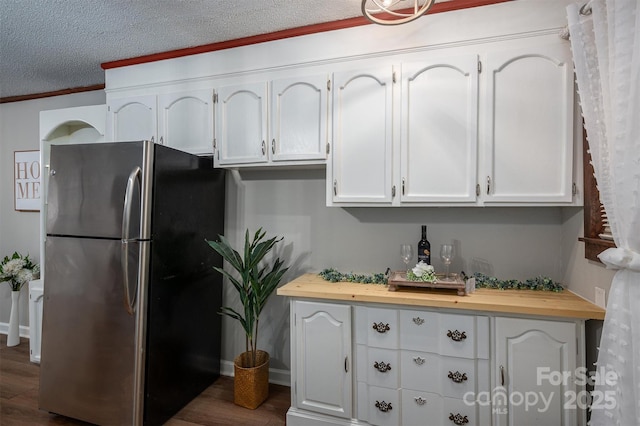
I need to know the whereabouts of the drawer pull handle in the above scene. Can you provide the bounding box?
[448,371,468,383]
[372,322,391,333]
[414,396,427,405]
[373,361,392,373]
[447,329,467,342]
[413,356,425,365]
[412,317,425,325]
[375,400,393,412]
[449,413,469,425]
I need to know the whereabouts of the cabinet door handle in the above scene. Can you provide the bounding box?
[375,400,392,412]
[333,180,337,196]
[345,356,349,373]
[402,178,406,195]
[486,176,491,194]
[448,371,468,383]
[159,136,164,145]
[449,413,469,425]
[500,365,505,386]
[261,140,266,155]
[372,322,391,333]
[271,138,276,155]
[447,329,467,342]
[373,361,391,373]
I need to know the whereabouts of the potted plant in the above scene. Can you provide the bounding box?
[206,228,288,409]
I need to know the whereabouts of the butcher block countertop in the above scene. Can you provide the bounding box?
[277,273,605,320]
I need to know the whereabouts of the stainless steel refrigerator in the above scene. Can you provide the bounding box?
[39,140,225,425]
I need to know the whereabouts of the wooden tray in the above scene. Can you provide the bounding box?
[388,271,470,296]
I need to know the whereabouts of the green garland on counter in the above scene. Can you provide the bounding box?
[319,268,388,285]
[318,268,564,292]
[473,272,564,292]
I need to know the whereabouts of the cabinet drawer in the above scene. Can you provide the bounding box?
[356,306,399,349]
[365,385,400,426]
[366,347,399,388]
[401,310,487,359]
[402,390,476,426]
[401,352,476,399]
[401,389,444,426]
[443,397,476,426]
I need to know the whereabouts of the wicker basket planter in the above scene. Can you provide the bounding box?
[234,350,270,409]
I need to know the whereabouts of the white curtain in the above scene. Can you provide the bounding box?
[567,1,640,424]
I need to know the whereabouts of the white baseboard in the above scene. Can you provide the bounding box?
[0,322,30,338]
[220,358,291,387]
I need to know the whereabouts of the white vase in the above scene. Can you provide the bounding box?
[7,290,20,347]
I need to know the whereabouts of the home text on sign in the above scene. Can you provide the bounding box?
[14,151,40,211]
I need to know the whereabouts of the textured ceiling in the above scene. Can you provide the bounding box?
[0,0,367,99]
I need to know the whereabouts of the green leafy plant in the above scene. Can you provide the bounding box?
[206,228,288,368]
[0,251,39,291]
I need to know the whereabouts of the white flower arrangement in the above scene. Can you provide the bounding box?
[406,261,437,283]
[0,252,39,291]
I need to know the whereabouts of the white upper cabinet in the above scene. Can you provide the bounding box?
[157,89,214,155]
[214,74,329,167]
[107,89,214,155]
[107,95,157,143]
[400,55,479,203]
[330,66,394,204]
[215,82,268,165]
[329,35,579,207]
[270,75,328,162]
[482,39,574,204]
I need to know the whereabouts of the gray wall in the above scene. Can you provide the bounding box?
[0,92,615,380]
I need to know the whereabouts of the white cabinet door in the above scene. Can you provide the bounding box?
[294,301,352,419]
[215,82,268,165]
[400,55,479,203]
[494,317,577,426]
[158,89,214,155]
[271,75,328,162]
[107,95,157,142]
[331,66,394,204]
[483,40,574,203]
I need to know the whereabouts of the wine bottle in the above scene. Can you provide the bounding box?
[417,225,431,265]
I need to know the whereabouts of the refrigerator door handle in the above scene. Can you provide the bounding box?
[121,166,141,315]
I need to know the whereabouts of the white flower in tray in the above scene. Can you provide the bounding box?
[407,261,437,283]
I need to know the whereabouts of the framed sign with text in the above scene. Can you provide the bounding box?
[14,150,41,211]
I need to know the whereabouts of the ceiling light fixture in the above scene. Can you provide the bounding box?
[362,0,436,25]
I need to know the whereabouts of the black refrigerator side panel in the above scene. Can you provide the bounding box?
[144,147,225,426]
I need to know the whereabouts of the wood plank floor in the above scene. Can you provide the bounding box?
[0,335,289,425]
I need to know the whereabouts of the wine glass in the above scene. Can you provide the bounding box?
[440,244,454,280]
[401,244,413,271]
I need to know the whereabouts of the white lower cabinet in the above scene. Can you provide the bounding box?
[287,301,583,426]
[291,301,353,421]
[494,317,580,426]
